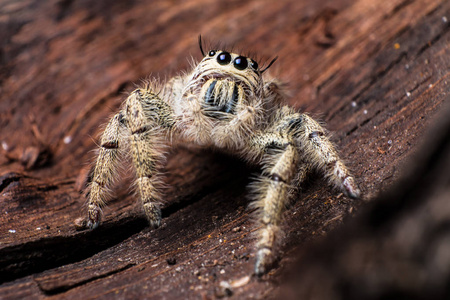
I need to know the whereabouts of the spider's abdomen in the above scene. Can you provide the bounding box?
[201,78,243,118]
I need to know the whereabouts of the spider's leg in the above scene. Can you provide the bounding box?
[87,112,126,229]
[291,113,361,199]
[249,107,360,276]
[126,88,175,228]
[250,132,302,276]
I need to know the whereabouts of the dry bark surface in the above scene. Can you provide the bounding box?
[0,0,449,299]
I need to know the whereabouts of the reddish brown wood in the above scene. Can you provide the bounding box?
[278,102,450,299]
[0,0,449,298]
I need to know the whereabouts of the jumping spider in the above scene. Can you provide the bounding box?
[86,37,361,276]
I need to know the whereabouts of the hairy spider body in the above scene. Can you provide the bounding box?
[86,39,361,276]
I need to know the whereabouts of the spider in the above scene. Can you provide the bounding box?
[85,37,361,276]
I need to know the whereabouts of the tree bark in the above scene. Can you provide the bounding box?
[0,0,449,298]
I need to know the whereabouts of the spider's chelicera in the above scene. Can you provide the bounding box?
[85,37,361,276]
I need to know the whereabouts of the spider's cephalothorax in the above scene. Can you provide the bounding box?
[174,48,268,149]
[85,38,361,276]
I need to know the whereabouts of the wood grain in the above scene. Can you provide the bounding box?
[0,0,449,298]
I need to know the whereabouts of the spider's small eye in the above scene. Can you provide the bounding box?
[217,52,232,65]
[233,56,248,70]
[250,59,258,71]
[208,50,216,57]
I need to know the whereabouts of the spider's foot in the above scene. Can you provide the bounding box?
[87,204,101,229]
[255,248,275,277]
[343,176,361,199]
[143,202,162,229]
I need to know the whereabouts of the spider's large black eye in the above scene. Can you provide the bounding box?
[217,52,232,65]
[233,56,248,70]
[250,59,258,71]
[208,50,216,57]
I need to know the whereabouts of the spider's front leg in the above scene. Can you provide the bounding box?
[87,112,126,229]
[292,112,361,199]
[87,86,175,229]
[250,137,302,276]
[125,88,175,228]
[250,107,360,276]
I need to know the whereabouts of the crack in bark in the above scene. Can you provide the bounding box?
[346,108,382,136]
[328,51,407,124]
[36,262,136,295]
[0,172,25,193]
[315,70,339,96]
[56,81,129,152]
[416,21,450,57]
[352,52,407,104]
[0,156,251,285]
[0,217,148,285]
[384,0,415,20]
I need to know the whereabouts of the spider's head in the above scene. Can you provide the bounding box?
[189,50,264,116]
[186,37,277,118]
[196,49,262,85]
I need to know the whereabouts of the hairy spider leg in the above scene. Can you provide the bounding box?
[87,112,126,229]
[249,107,360,275]
[125,88,175,228]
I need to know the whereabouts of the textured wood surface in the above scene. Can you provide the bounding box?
[0,0,449,298]
[278,103,450,300]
